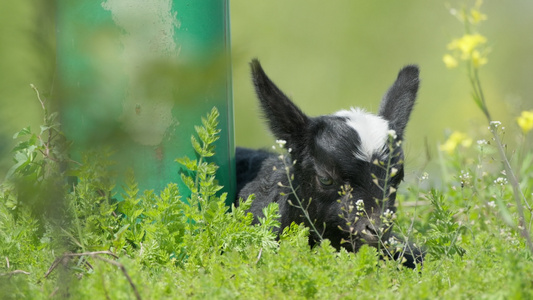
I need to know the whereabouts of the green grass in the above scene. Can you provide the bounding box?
[1,99,532,299]
[1,3,533,298]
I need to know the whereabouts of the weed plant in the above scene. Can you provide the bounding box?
[1,2,533,299]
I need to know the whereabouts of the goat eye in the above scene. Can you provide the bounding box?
[318,176,334,186]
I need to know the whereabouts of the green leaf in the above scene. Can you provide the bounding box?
[4,159,29,180]
[191,136,203,156]
[13,126,31,139]
[46,111,59,123]
[180,173,195,191]
[176,156,197,171]
[39,124,59,135]
[131,208,144,220]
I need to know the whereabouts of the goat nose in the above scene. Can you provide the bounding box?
[364,224,378,236]
[360,221,381,245]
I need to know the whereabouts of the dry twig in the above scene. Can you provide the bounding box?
[44,251,141,300]
[0,270,31,277]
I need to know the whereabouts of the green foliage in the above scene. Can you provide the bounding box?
[0,104,288,299]
[174,107,280,269]
[424,190,466,258]
[6,86,69,181]
[1,103,531,300]
[2,65,533,300]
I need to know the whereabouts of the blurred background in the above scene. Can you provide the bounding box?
[1,0,532,181]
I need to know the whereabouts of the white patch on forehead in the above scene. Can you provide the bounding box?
[334,108,390,161]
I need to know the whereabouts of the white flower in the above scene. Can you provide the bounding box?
[276,139,287,147]
[494,177,508,186]
[355,199,364,211]
[487,201,496,208]
[383,209,395,220]
[387,130,397,140]
[459,170,472,186]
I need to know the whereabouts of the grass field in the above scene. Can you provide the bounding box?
[1,1,533,299]
[1,90,532,299]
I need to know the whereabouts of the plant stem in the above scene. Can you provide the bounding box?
[491,129,533,252]
[473,68,491,121]
[471,67,533,253]
[281,154,324,242]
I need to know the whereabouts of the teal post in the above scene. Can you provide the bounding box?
[56,1,234,203]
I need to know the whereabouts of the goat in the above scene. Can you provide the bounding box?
[235,59,424,267]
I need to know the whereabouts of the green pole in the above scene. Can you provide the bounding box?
[56,0,234,203]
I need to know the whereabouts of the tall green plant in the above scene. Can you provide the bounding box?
[176,107,280,268]
[443,0,533,253]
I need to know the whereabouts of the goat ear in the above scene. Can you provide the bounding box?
[378,65,419,138]
[251,59,309,144]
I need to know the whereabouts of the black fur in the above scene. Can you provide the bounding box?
[235,59,424,267]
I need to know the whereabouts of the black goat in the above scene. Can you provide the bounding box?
[235,59,424,267]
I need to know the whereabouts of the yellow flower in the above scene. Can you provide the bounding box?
[440,131,473,154]
[448,34,487,59]
[443,54,458,69]
[469,0,487,24]
[470,8,487,24]
[471,50,488,67]
[517,110,533,134]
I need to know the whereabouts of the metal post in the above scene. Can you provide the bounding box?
[56,0,234,202]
